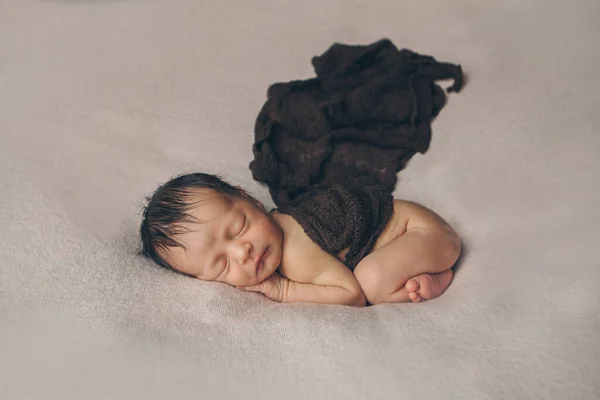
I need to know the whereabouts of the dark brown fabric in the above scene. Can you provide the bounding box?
[250,39,462,269]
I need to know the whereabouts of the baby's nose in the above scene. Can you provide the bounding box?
[232,242,252,264]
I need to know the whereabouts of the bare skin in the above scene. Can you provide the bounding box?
[163,190,461,307]
[349,200,461,304]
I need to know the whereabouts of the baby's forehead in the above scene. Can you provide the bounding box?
[185,189,233,222]
[186,188,229,203]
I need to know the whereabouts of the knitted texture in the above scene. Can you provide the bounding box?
[250,39,462,268]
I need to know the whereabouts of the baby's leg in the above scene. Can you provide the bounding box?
[353,228,460,305]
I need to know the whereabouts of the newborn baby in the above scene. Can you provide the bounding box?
[140,173,461,307]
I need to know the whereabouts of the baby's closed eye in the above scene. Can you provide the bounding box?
[228,215,247,238]
[235,216,247,237]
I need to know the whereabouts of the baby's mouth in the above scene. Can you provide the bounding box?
[256,246,269,273]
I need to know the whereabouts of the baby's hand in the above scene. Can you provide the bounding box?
[240,271,290,302]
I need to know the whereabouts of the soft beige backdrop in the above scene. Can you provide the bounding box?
[1,1,598,399]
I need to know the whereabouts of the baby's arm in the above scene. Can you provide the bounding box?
[242,213,366,307]
[280,235,366,307]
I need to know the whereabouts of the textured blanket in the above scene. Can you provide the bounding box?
[2,1,598,399]
[250,39,463,268]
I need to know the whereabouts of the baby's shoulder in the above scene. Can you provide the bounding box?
[270,211,315,263]
[270,211,345,283]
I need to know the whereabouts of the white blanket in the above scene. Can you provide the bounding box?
[1,1,598,399]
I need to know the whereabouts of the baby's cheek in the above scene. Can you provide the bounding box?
[227,270,252,287]
[266,225,282,245]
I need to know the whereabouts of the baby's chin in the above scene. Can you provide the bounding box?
[256,267,277,284]
[233,273,271,288]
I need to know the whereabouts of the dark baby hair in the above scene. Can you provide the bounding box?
[140,172,250,271]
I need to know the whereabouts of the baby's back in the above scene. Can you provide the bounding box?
[270,200,408,282]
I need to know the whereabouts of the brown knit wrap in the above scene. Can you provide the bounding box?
[250,39,462,270]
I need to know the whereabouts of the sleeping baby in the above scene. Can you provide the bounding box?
[140,173,461,307]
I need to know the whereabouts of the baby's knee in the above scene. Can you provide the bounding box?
[354,262,386,305]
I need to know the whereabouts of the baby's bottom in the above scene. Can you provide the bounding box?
[353,228,460,305]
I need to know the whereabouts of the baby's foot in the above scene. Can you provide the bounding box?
[405,270,453,303]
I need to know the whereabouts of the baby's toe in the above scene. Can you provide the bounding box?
[405,278,419,293]
[408,291,419,301]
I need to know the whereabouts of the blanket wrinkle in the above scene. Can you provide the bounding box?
[250,39,462,269]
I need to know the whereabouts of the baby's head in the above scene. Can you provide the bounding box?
[140,173,282,287]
